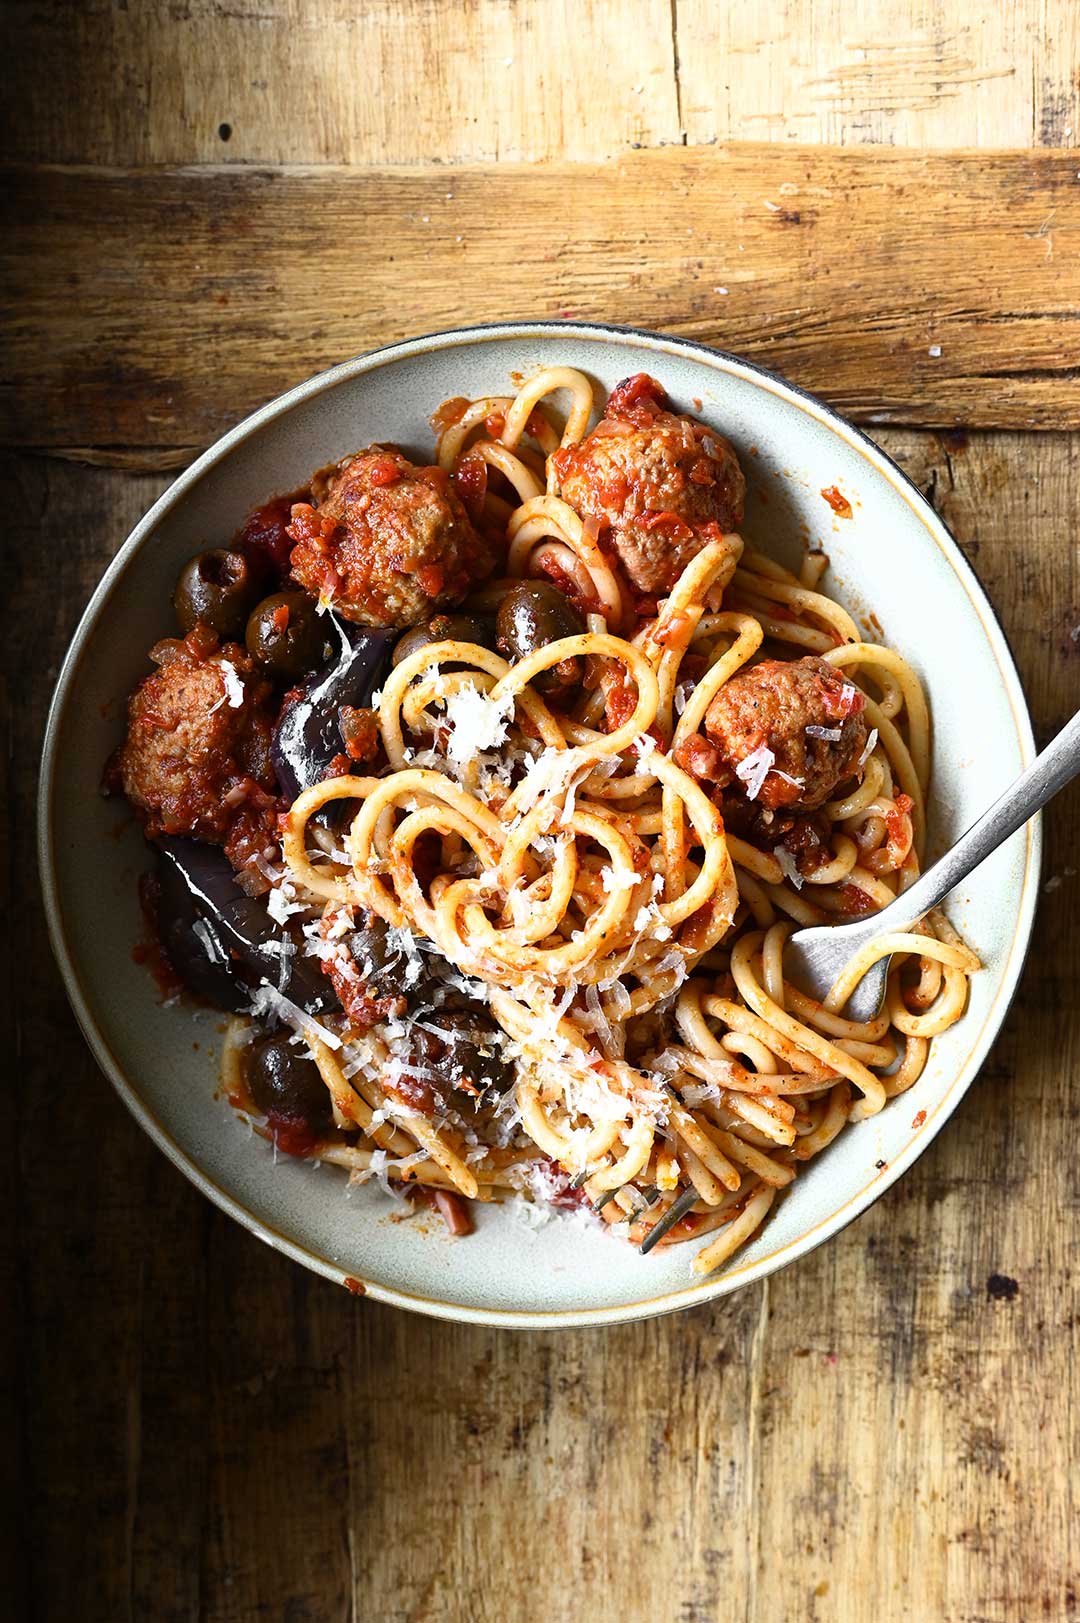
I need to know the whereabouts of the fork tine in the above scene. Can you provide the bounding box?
[639,1185,698,1254]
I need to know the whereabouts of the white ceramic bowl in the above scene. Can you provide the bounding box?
[40,323,1040,1327]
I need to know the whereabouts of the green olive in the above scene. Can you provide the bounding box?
[245,1032,332,1129]
[495,581,585,694]
[174,549,263,639]
[392,612,496,667]
[245,591,326,677]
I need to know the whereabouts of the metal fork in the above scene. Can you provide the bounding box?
[633,709,1078,1256]
[784,706,1080,1021]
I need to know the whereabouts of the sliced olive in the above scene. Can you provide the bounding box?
[495,581,584,694]
[346,911,430,1001]
[174,549,263,639]
[246,591,326,677]
[392,612,496,666]
[245,1032,332,1130]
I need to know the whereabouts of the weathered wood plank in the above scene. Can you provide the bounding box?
[13,428,1080,1622]
[2,0,1076,164]
[678,1,1080,150]
[3,146,1079,457]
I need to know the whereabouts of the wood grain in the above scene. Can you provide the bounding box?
[12,429,1079,1622]
[2,0,1077,164]
[4,145,1079,461]
[9,1,1080,1615]
[678,1,1080,150]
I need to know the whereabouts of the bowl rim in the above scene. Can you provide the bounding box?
[38,320,1041,1329]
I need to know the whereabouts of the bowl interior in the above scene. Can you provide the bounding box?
[42,326,1038,1326]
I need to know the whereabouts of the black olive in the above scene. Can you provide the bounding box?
[174,549,263,639]
[245,1032,332,1130]
[246,591,327,677]
[405,1009,513,1105]
[495,581,585,694]
[271,618,395,801]
[345,911,431,1002]
[155,838,336,1014]
[392,612,497,667]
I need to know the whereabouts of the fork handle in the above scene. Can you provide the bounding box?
[881,706,1080,934]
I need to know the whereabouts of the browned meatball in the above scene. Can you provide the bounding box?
[700,655,870,811]
[552,373,745,594]
[288,447,495,628]
[119,637,276,842]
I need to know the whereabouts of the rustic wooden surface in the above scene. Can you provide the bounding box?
[7,148,1080,453]
[6,3,1080,1620]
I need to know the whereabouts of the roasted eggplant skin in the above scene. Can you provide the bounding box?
[156,837,335,1014]
[271,619,395,800]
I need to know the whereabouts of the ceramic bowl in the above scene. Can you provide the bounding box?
[40,323,1040,1327]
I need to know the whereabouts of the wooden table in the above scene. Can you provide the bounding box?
[5,5,1079,1618]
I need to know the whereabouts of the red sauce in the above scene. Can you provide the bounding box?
[416,464,451,497]
[838,883,875,915]
[673,732,727,784]
[641,509,694,542]
[484,411,506,438]
[821,679,865,722]
[183,622,219,661]
[603,670,638,731]
[342,1276,367,1296]
[453,453,488,520]
[236,493,301,575]
[607,372,667,419]
[132,872,184,1001]
[535,555,599,617]
[821,485,853,520]
[885,792,914,848]
[367,456,403,487]
[339,706,380,762]
[265,1111,321,1158]
[417,563,446,598]
[430,396,470,431]
[911,1110,927,1129]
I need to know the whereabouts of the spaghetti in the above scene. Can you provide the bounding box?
[128,365,980,1277]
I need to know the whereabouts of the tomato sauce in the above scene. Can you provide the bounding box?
[820,485,853,520]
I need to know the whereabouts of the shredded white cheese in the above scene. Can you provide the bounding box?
[219,659,245,708]
[247,982,343,1050]
[735,743,775,801]
[442,682,517,765]
[774,846,805,890]
[806,724,842,742]
[857,727,879,769]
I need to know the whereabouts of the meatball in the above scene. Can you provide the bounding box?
[552,373,746,594]
[288,447,495,628]
[119,637,276,842]
[699,655,869,811]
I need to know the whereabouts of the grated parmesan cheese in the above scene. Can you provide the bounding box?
[734,743,775,801]
[806,723,842,742]
[857,727,879,769]
[248,982,343,1050]
[442,682,517,764]
[773,846,804,890]
[219,659,245,708]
